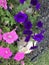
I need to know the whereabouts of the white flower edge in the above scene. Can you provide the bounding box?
[18,40,37,54]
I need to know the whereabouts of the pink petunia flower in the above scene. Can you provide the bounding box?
[14,52,25,61]
[0,0,7,9]
[3,30,18,44]
[0,47,12,59]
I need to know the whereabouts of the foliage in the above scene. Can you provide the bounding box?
[33,49,49,65]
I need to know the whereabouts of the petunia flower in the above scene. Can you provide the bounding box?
[0,47,12,59]
[0,0,7,9]
[23,29,32,35]
[30,0,38,6]
[36,3,41,10]
[3,30,18,44]
[23,20,32,29]
[30,41,38,49]
[30,46,38,49]
[14,52,25,61]
[25,35,31,42]
[23,29,32,42]
[14,12,28,23]
[32,33,44,42]
[19,0,26,4]
[37,21,43,28]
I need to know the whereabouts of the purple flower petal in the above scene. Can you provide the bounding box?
[23,29,32,35]
[36,3,41,10]
[14,12,28,23]
[19,0,26,4]
[30,46,38,49]
[23,20,32,29]
[25,35,30,42]
[32,33,44,42]
[40,29,45,34]
[30,0,38,6]
[37,21,43,28]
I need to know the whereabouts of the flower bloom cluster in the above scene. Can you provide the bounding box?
[0,46,25,61]
[30,0,41,10]
[14,11,44,43]
[0,0,7,9]
[19,0,41,10]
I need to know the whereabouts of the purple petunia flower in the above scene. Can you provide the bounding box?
[30,0,38,6]
[40,29,45,34]
[19,0,26,4]
[37,21,43,28]
[14,12,28,23]
[23,29,32,42]
[23,29,32,35]
[30,46,38,49]
[23,20,32,29]
[25,35,31,42]
[32,33,44,42]
[36,3,41,10]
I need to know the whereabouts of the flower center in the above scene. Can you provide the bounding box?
[8,35,12,39]
[5,51,8,54]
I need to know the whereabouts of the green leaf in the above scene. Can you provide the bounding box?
[9,45,18,53]
[3,26,10,32]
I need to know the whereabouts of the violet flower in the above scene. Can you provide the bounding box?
[36,3,41,10]
[23,29,32,35]
[30,0,38,6]
[25,35,31,42]
[23,29,32,42]
[30,46,38,49]
[32,33,44,42]
[14,12,28,23]
[23,20,32,29]
[19,0,26,4]
[37,21,43,28]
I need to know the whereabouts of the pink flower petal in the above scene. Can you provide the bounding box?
[14,52,25,61]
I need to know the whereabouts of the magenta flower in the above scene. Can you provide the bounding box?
[14,52,25,61]
[3,30,18,44]
[0,47,12,59]
[0,0,7,9]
